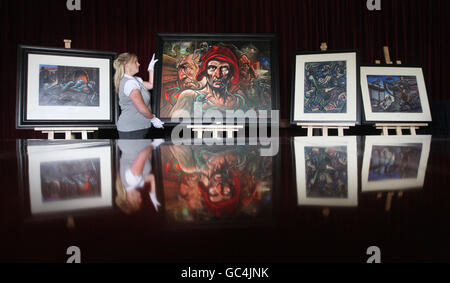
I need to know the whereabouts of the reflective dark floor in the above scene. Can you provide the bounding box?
[0,136,449,263]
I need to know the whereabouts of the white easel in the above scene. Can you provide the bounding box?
[187,124,244,139]
[34,39,98,140]
[297,43,355,137]
[374,46,428,136]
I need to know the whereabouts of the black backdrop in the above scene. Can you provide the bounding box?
[1,0,449,138]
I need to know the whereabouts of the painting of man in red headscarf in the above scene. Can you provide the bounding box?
[157,37,274,119]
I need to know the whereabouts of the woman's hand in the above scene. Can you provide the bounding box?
[150,116,164,128]
[147,53,158,71]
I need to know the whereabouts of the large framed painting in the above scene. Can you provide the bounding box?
[291,50,360,124]
[153,142,279,228]
[360,65,432,123]
[361,135,431,192]
[154,33,280,124]
[16,45,117,128]
[17,140,115,219]
[292,136,358,207]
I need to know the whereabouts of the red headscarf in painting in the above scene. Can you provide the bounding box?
[196,46,240,85]
[198,176,241,217]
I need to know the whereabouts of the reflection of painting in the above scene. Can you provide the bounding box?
[39,65,100,106]
[40,158,101,201]
[158,37,273,118]
[304,61,347,113]
[368,144,422,181]
[305,146,348,198]
[367,75,422,113]
[160,145,273,224]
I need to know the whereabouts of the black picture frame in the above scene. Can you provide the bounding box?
[359,64,432,124]
[290,50,361,125]
[153,33,280,125]
[16,45,117,129]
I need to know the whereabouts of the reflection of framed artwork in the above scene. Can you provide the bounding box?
[291,50,360,124]
[360,65,432,123]
[292,136,358,207]
[16,45,117,128]
[154,143,277,227]
[361,135,431,192]
[154,33,280,124]
[18,140,114,216]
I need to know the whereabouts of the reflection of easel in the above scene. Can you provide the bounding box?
[34,39,98,140]
[377,191,404,212]
[374,46,428,136]
[297,43,355,138]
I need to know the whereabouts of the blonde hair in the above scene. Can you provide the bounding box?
[115,174,141,215]
[113,52,137,93]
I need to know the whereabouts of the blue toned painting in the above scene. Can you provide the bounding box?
[367,75,422,113]
[39,65,100,106]
[368,144,422,181]
[304,61,347,113]
[305,146,348,198]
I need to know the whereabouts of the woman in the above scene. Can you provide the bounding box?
[114,52,164,139]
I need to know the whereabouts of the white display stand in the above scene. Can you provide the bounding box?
[374,46,428,136]
[35,39,98,140]
[297,122,354,137]
[187,124,244,139]
[35,127,98,140]
[375,123,428,136]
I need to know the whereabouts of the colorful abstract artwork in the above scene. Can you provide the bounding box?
[40,158,101,201]
[304,61,347,113]
[39,65,100,106]
[155,34,278,120]
[368,144,422,181]
[366,75,422,113]
[304,146,348,198]
[159,145,273,224]
[292,51,358,124]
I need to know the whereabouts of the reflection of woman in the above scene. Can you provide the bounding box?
[114,53,164,139]
[115,140,162,214]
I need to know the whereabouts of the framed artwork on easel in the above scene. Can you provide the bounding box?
[290,50,361,125]
[153,33,280,125]
[16,45,117,128]
[360,65,432,123]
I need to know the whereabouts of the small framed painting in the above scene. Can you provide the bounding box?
[291,50,360,124]
[360,65,432,123]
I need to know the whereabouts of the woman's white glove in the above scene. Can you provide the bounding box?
[147,53,158,71]
[150,116,164,128]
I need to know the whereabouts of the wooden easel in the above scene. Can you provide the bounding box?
[297,42,355,137]
[187,124,244,139]
[34,39,98,140]
[374,46,428,136]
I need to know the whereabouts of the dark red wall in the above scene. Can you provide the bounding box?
[1,0,449,138]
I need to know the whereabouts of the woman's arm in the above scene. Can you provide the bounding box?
[142,69,154,90]
[129,89,155,119]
